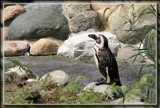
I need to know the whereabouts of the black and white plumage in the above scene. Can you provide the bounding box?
[88,34,122,86]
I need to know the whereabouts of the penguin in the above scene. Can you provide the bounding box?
[88,34,122,86]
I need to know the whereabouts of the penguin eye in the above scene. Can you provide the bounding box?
[96,38,101,44]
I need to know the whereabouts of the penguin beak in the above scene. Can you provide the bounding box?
[88,34,97,40]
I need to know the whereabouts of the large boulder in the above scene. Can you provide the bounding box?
[57,29,121,60]
[24,3,62,11]
[40,70,70,86]
[69,11,103,33]
[8,7,70,40]
[117,45,144,64]
[108,4,156,44]
[62,3,91,19]
[4,72,21,83]
[97,7,117,21]
[4,41,30,56]
[3,5,26,26]
[30,38,60,56]
[24,36,64,47]
[97,7,117,31]
[91,1,114,11]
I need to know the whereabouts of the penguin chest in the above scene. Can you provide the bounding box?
[94,53,99,69]
[93,45,99,68]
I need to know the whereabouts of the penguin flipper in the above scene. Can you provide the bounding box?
[98,60,108,81]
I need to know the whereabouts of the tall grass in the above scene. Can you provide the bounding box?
[103,4,157,103]
[121,4,156,103]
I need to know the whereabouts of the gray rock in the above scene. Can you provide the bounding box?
[91,2,115,11]
[110,96,144,104]
[69,11,103,33]
[108,4,156,44]
[62,3,92,19]
[4,66,38,82]
[24,3,62,11]
[83,82,123,99]
[27,79,38,83]
[117,44,144,64]
[4,72,21,83]
[40,70,70,86]
[8,7,70,40]
[24,52,30,56]
[57,29,120,60]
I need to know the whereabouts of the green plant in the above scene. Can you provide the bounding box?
[60,76,107,104]
[75,88,106,104]
[102,4,157,104]
[43,73,52,85]
[60,76,85,96]
[41,73,52,90]
[102,8,110,22]
[123,74,154,103]
[123,4,157,103]
[4,57,33,74]
[5,88,33,104]
[105,83,127,100]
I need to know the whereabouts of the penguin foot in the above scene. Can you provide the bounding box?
[94,78,109,85]
[95,81,108,86]
[110,80,122,86]
[94,78,105,82]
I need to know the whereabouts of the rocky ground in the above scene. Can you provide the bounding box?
[4,55,152,90]
[3,54,153,104]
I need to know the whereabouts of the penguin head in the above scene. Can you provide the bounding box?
[88,34,101,44]
[88,34,108,48]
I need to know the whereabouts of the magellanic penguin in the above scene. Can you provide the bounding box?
[88,34,122,86]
